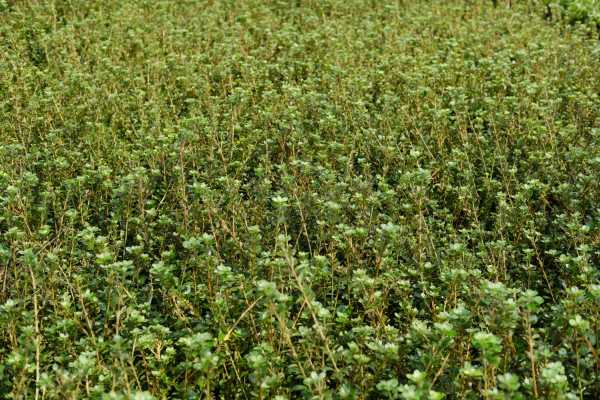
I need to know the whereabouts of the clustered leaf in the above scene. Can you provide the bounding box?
[0,0,599,398]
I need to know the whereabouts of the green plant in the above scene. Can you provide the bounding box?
[0,0,599,398]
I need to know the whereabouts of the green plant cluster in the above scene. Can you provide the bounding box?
[1,0,599,399]
[542,0,600,30]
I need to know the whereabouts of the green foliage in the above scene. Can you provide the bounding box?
[1,0,600,398]
[543,0,600,31]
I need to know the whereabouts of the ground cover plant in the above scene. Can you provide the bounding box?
[1,0,600,398]
[543,0,600,29]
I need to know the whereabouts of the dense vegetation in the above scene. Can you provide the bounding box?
[1,0,599,398]
[546,0,600,28]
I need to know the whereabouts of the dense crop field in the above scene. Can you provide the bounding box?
[1,0,600,398]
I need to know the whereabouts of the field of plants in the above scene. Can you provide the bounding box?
[1,0,599,398]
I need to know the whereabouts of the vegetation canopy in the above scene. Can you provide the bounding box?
[0,0,599,399]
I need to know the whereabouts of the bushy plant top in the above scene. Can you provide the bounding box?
[0,1,599,398]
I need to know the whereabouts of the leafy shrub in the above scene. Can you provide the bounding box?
[0,0,599,398]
